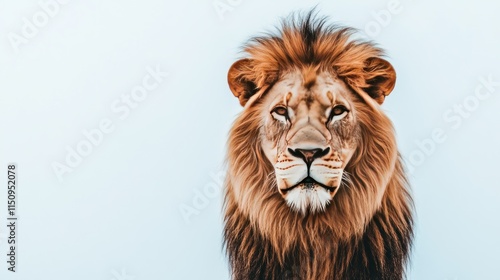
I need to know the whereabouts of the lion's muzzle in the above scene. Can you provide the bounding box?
[275,144,343,213]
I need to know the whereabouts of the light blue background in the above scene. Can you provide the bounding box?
[0,0,499,279]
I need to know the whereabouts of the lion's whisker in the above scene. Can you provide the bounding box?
[341,171,353,189]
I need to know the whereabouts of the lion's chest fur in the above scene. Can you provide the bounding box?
[224,206,411,280]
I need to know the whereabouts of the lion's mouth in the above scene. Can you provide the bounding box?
[280,176,337,194]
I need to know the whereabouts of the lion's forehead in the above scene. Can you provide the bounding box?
[265,71,352,110]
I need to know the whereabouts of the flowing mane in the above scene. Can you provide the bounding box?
[224,10,413,280]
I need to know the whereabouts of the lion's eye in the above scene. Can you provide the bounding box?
[331,105,348,116]
[271,106,289,122]
[327,105,349,124]
[272,106,288,116]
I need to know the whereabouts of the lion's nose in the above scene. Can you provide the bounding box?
[288,147,330,165]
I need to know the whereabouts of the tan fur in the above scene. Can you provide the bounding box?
[224,11,413,280]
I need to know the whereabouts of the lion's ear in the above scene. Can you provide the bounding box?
[362,57,396,104]
[228,59,258,106]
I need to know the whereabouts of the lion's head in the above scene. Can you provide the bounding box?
[223,11,413,280]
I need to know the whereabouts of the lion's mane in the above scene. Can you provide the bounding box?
[223,11,413,280]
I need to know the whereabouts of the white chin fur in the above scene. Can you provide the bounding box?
[285,187,332,214]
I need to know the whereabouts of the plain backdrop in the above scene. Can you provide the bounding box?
[0,0,499,279]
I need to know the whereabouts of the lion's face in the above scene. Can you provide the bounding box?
[227,38,397,218]
[259,70,359,213]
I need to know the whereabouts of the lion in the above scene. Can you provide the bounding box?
[223,11,413,280]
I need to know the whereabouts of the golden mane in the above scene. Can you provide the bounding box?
[228,12,396,107]
[224,11,413,280]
